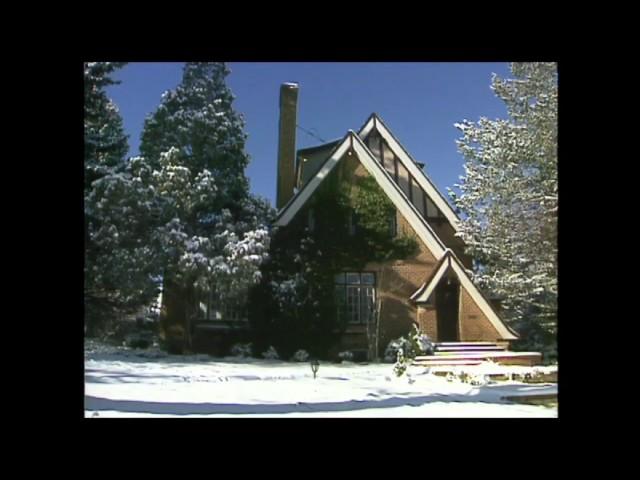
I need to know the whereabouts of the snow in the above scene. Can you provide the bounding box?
[84,342,557,418]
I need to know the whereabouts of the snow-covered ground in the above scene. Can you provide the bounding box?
[84,341,557,418]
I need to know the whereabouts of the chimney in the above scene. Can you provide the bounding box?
[276,82,299,210]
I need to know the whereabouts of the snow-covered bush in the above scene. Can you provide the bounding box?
[230,342,253,358]
[445,369,489,386]
[384,337,411,363]
[384,325,433,362]
[338,351,354,362]
[412,326,434,355]
[261,346,279,360]
[291,349,310,362]
[124,332,154,349]
[393,350,408,377]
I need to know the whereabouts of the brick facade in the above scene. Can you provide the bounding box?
[334,151,507,354]
[458,287,502,341]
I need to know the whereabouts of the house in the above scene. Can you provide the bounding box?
[273,82,518,360]
[160,82,519,360]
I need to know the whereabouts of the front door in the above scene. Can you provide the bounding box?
[436,278,459,342]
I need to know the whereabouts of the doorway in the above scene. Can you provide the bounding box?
[435,276,460,342]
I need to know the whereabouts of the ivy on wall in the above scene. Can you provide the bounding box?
[249,155,419,359]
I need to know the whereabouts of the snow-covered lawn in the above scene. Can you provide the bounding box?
[84,342,557,418]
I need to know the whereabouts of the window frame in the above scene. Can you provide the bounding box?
[335,271,376,324]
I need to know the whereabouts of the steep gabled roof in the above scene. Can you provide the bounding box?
[295,138,342,186]
[274,131,448,258]
[410,249,518,340]
[357,113,462,233]
[274,118,512,338]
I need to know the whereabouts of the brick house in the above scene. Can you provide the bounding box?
[273,83,517,358]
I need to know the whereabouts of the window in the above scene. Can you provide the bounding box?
[335,272,376,324]
[198,287,246,323]
[308,208,315,232]
[348,210,359,235]
[388,210,397,237]
[366,132,382,162]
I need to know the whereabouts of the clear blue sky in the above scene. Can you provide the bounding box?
[106,62,511,206]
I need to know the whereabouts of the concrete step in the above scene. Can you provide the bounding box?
[412,359,483,366]
[415,351,542,366]
[435,342,499,347]
[435,346,506,353]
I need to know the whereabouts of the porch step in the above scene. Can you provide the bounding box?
[435,342,499,347]
[434,346,506,353]
[413,359,484,366]
[414,351,542,367]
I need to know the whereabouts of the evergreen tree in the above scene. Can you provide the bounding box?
[449,62,557,353]
[85,159,162,333]
[137,62,274,349]
[140,63,250,209]
[84,62,128,188]
[85,62,154,335]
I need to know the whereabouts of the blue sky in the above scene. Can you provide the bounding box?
[106,62,511,206]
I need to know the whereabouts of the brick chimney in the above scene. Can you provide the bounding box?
[276,82,299,210]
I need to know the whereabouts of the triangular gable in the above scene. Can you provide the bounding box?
[358,114,462,233]
[275,131,448,259]
[410,249,518,340]
[409,252,450,303]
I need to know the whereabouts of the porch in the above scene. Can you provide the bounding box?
[413,342,543,367]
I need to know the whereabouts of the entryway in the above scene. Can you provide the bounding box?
[435,276,459,342]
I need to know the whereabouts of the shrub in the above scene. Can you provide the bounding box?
[338,351,354,362]
[384,337,411,362]
[412,326,434,355]
[230,342,253,358]
[393,350,408,377]
[291,349,310,362]
[124,332,153,349]
[261,346,279,360]
[384,325,433,362]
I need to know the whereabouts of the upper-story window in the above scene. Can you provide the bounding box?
[388,210,397,237]
[348,210,359,236]
[366,131,382,162]
[308,208,315,232]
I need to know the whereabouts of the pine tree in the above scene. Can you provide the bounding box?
[140,63,250,209]
[84,62,128,188]
[85,62,154,335]
[449,62,557,352]
[137,62,274,350]
[85,158,162,332]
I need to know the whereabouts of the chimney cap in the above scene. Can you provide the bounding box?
[282,82,299,88]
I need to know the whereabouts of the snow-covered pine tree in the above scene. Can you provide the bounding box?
[140,63,250,208]
[449,62,557,353]
[84,62,159,335]
[84,62,128,189]
[85,158,162,332]
[137,62,274,350]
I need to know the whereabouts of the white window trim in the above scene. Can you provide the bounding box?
[358,114,461,233]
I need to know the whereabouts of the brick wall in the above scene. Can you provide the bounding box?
[366,211,439,350]
[458,286,502,341]
[346,155,445,350]
[417,305,437,339]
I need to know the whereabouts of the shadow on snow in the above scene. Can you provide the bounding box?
[84,392,501,416]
